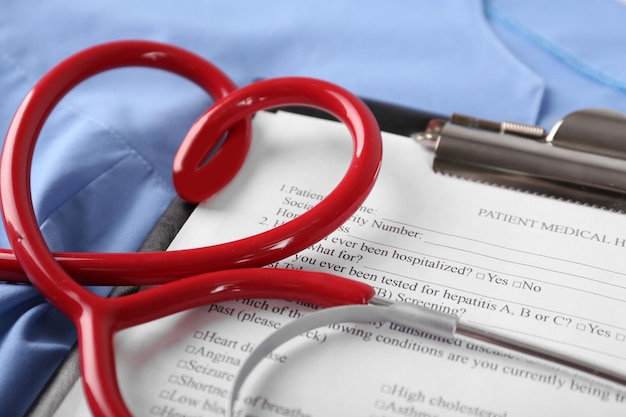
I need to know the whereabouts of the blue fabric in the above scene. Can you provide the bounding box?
[1,1,626,415]
[486,0,626,127]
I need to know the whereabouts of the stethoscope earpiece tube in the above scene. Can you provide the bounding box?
[227,303,455,416]
[229,302,626,416]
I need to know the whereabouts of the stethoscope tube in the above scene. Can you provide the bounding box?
[0,41,382,417]
[228,298,626,415]
[0,40,382,288]
[0,39,252,285]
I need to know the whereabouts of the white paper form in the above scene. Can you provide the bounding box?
[56,110,626,416]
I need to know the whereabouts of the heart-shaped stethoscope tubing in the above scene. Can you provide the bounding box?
[0,42,383,288]
[0,40,382,417]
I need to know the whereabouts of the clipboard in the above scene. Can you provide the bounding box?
[24,98,439,416]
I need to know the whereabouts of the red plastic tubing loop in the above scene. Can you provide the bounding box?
[0,39,251,283]
[2,69,383,309]
[173,76,383,264]
[1,47,382,416]
[0,62,383,288]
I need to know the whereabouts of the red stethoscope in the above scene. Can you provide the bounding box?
[0,40,381,417]
[0,41,624,417]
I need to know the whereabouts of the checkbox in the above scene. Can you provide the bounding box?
[576,323,586,331]
[512,281,521,288]
[617,333,625,342]
[476,273,485,280]
[374,400,386,410]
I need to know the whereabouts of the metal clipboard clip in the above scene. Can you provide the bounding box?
[415,109,626,212]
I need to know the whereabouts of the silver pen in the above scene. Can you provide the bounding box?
[414,109,626,210]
